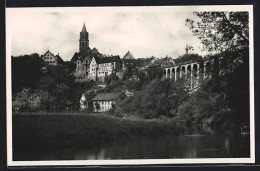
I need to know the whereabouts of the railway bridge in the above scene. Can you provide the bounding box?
[163,57,217,89]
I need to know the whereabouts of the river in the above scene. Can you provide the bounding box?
[13,126,250,160]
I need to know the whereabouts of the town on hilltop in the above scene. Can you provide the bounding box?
[32,23,209,113]
[11,17,249,131]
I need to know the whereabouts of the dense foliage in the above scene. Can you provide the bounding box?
[185,11,250,128]
[186,12,249,53]
[12,54,94,112]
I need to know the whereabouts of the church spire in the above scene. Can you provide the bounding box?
[81,22,87,32]
[79,22,89,52]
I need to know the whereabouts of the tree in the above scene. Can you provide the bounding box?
[94,102,100,112]
[12,54,44,95]
[29,89,49,112]
[146,65,164,81]
[186,11,250,127]
[52,83,70,112]
[13,88,49,113]
[12,88,32,112]
[37,75,56,93]
[186,12,249,53]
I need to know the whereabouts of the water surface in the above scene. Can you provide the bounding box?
[13,126,250,160]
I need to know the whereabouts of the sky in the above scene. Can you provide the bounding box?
[7,6,210,61]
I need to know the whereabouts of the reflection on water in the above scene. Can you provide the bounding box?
[14,126,250,161]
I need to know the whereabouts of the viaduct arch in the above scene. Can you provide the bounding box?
[163,58,215,89]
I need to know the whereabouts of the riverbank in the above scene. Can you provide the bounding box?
[13,113,184,150]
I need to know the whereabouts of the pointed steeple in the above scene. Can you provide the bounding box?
[79,22,89,52]
[81,22,87,32]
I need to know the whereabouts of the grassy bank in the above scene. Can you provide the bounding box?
[13,113,183,149]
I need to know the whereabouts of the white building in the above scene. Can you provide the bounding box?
[88,55,122,81]
[92,93,126,112]
[41,50,63,66]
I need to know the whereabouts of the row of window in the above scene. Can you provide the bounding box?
[100,66,113,70]
[100,101,114,105]
[44,57,54,60]
[101,63,114,67]
[98,72,109,75]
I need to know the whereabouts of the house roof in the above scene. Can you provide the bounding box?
[55,54,64,63]
[97,55,121,64]
[150,58,166,66]
[123,51,135,59]
[71,47,102,62]
[123,57,155,68]
[71,52,79,62]
[92,93,125,101]
[43,50,55,57]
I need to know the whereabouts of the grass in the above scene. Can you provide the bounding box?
[12,113,184,149]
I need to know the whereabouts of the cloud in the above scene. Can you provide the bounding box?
[7,7,206,61]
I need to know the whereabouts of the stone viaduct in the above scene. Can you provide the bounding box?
[163,57,216,89]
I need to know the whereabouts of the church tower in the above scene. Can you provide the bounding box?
[79,22,89,52]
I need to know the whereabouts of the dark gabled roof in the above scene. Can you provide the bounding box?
[92,93,125,101]
[97,55,121,64]
[140,57,155,66]
[123,51,135,59]
[123,57,155,68]
[71,52,79,62]
[174,54,203,65]
[55,55,64,63]
[150,58,166,66]
[91,47,99,54]
[43,50,55,57]
[71,47,102,62]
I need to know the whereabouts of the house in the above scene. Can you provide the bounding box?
[122,56,155,70]
[97,55,122,81]
[80,91,96,111]
[41,50,64,66]
[151,56,175,67]
[87,55,122,81]
[92,92,126,112]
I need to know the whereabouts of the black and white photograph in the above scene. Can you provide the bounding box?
[6,5,254,166]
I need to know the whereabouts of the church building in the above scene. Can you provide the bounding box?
[71,23,122,82]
